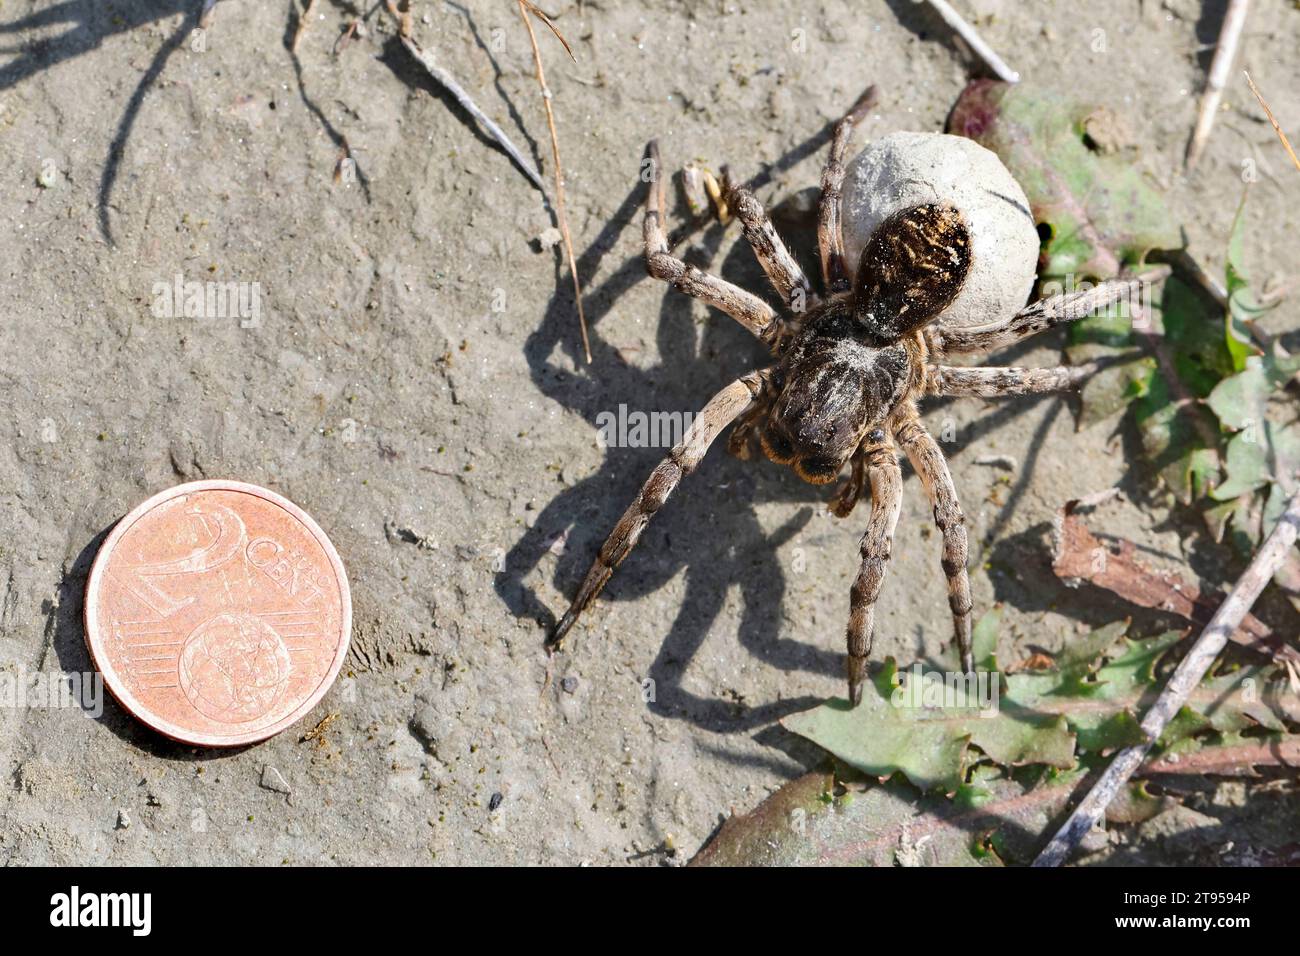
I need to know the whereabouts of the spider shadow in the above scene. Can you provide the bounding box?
[503,204,836,732]
[48,520,249,763]
[0,1,193,93]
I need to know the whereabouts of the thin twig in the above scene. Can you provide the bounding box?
[517,0,591,364]
[397,32,545,191]
[1034,486,1300,867]
[1244,70,1300,173]
[291,0,319,54]
[1186,0,1250,169]
[334,19,361,56]
[922,0,1019,84]
[519,0,575,62]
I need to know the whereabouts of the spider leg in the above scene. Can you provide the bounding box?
[818,86,878,294]
[845,439,903,705]
[725,400,770,460]
[926,362,1102,398]
[550,368,773,650]
[831,447,868,518]
[726,185,816,316]
[644,142,786,350]
[894,406,974,674]
[929,274,1157,355]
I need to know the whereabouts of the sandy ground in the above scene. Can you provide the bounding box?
[1,0,1297,865]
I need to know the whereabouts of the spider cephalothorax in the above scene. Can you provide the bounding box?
[549,89,1141,706]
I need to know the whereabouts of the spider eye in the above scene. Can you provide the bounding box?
[852,203,972,342]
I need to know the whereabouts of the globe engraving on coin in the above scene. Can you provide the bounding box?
[84,481,351,747]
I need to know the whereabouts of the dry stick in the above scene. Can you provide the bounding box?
[923,0,1019,84]
[1186,0,1250,169]
[1244,70,1300,173]
[1052,501,1300,666]
[1034,486,1300,868]
[517,0,592,364]
[291,0,319,54]
[1141,736,1300,776]
[397,34,545,191]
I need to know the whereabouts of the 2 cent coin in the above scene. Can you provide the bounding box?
[84,480,351,747]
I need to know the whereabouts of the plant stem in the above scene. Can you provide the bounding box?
[1186,0,1250,169]
[517,0,591,363]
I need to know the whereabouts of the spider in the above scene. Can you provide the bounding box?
[549,91,1141,706]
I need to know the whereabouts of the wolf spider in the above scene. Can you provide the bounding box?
[550,92,1142,705]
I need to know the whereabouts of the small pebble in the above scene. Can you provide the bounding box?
[116,810,131,830]
[488,792,504,812]
[560,676,578,694]
[1080,823,1109,853]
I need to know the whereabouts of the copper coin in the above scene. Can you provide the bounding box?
[84,480,351,747]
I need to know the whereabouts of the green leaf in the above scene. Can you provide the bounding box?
[1072,349,1156,428]
[1207,348,1300,433]
[1264,420,1300,492]
[1212,431,1270,501]
[781,660,1070,793]
[1207,358,1271,431]
[1132,360,1221,503]
[1008,629,1180,754]
[1054,619,1130,674]
[1160,277,1239,393]
[1225,490,1264,555]
[949,82,1181,278]
[971,606,1002,671]
[1196,665,1300,732]
[783,620,1299,794]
